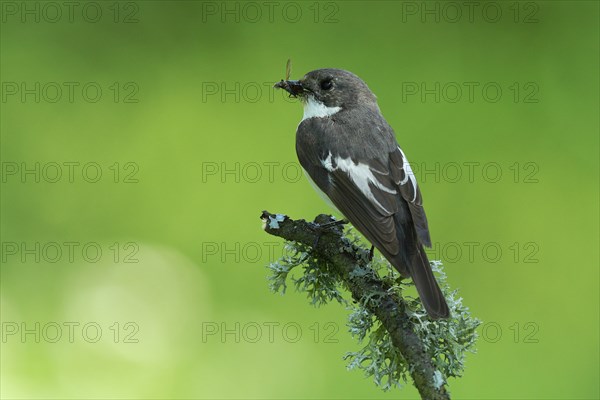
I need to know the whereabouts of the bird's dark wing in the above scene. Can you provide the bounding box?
[296,116,431,253]
[296,118,410,261]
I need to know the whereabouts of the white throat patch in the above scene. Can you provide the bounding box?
[302,97,341,121]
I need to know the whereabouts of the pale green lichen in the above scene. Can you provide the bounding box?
[345,259,480,391]
[268,241,346,306]
[266,228,480,392]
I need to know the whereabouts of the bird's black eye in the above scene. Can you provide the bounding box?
[320,78,333,90]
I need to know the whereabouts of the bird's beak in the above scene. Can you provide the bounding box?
[274,80,305,97]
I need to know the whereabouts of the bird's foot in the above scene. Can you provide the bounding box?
[310,215,348,250]
[296,215,348,264]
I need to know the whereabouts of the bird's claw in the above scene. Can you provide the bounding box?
[310,217,348,249]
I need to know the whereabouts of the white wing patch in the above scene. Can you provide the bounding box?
[302,97,342,121]
[398,147,417,201]
[322,152,397,214]
[321,151,333,170]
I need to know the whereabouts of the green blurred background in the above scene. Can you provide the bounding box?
[1,1,598,399]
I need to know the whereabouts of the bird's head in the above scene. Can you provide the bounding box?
[274,68,377,112]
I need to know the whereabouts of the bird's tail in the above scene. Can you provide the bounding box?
[408,246,450,319]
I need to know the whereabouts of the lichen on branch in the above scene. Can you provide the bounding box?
[261,211,480,400]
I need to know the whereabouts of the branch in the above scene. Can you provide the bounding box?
[260,210,451,400]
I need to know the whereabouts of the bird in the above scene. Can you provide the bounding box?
[274,68,450,319]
